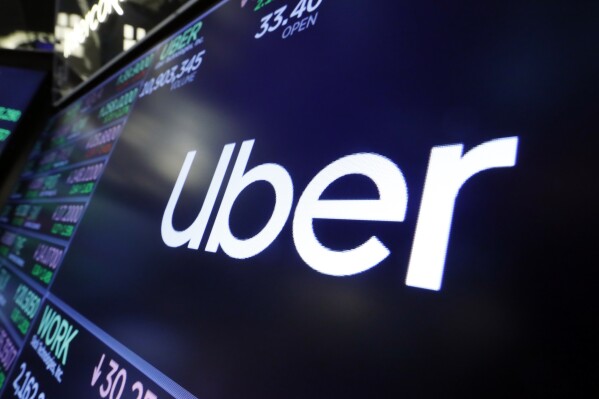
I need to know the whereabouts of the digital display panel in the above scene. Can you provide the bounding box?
[1,0,598,398]
[0,44,172,395]
[0,66,46,159]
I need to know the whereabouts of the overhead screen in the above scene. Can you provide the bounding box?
[0,66,45,158]
[1,0,598,398]
[53,0,198,102]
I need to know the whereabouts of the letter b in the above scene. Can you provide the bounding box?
[206,140,294,259]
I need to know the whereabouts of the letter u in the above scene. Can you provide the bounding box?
[161,143,235,249]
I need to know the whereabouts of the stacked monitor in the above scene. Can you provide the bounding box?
[0,66,46,158]
[0,0,598,397]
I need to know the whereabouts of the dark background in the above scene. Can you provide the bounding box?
[52,0,599,398]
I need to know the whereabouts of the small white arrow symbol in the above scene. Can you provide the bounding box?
[91,353,105,386]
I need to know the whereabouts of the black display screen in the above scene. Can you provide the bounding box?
[0,66,46,158]
[2,0,598,398]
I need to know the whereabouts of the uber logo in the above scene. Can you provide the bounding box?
[162,137,519,291]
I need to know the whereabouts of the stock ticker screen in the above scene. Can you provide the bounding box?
[0,0,598,398]
[0,67,46,158]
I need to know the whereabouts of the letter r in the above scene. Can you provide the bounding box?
[405,136,519,291]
